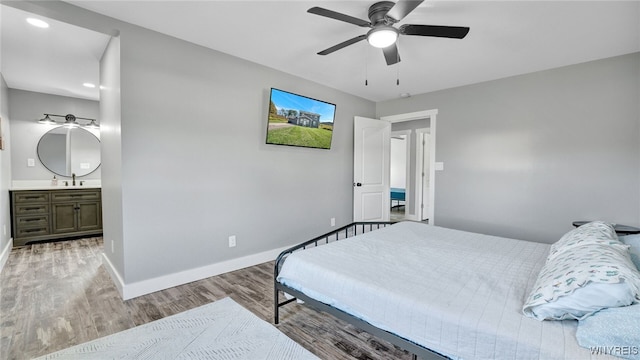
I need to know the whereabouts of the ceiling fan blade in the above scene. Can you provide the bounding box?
[382,44,401,65]
[308,7,371,27]
[318,34,367,55]
[400,24,470,39]
[385,0,424,22]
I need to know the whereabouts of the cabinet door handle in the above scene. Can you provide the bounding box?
[24,207,42,211]
[74,207,80,210]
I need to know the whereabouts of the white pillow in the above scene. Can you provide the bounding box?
[527,282,635,320]
[523,243,640,320]
[620,234,640,271]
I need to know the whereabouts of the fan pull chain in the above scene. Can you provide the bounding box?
[365,45,369,86]
[396,39,400,85]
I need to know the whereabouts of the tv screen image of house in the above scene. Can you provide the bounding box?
[266,88,336,150]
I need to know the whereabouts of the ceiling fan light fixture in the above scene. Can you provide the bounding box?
[367,26,398,48]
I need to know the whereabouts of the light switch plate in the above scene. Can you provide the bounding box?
[27,158,35,167]
[434,162,444,171]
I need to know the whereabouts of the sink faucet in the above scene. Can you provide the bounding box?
[72,173,76,186]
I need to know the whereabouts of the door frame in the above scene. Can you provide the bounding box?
[415,128,431,222]
[380,109,437,224]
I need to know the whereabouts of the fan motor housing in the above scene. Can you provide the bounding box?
[368,1,395,25]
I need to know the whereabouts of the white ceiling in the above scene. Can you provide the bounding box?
[2,1,639,102]
[0,4,110,100]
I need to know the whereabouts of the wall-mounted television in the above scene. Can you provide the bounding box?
[266,88,336,150]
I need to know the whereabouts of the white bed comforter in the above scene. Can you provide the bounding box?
[277,221,617,360]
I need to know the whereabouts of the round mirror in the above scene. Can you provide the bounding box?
[37,126,101,177]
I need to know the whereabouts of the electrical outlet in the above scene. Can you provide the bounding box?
[111,240,115,253]
[330,218,336,227]
[228,235,237,248]
[2,224,5,236]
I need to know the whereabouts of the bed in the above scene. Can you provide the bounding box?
[274,221,635,360]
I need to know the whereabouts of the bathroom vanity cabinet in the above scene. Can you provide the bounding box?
[10,188,102,247]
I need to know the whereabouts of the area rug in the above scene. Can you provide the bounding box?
[36,297,318,359]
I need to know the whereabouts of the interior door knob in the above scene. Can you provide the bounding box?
[354,182,362,187]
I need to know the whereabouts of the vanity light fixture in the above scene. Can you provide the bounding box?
[37,113,99,128]
[37,114,57,125]
[63,114,80,128]
[85,119,100,129]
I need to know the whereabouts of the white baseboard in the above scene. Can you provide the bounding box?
[101,253,125,297]
[0,238,13,273]
[102,244,294,300]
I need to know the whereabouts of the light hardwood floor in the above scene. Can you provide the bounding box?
[0,237,413,360]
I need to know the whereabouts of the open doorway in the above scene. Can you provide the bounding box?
[390,131,411,221]
[381,110,437,224]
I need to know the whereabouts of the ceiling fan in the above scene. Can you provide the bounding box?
[308,0,470,66]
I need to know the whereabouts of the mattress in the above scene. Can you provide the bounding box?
[277,221,618,360]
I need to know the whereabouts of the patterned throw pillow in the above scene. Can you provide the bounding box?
[523,243,640,320]
[547,221,623,260]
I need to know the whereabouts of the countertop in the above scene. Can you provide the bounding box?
[10,180,101,191]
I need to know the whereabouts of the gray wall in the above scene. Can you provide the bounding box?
[378,52,640,243]
[100,36,125,281]
[8,89,100,182]
[0,74,11,258]
[117,23,374,283]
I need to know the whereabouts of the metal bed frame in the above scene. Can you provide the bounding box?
[273,221,449,360]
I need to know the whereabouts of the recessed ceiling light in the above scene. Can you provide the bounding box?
[83,83,96,88]
[26,18,49,29]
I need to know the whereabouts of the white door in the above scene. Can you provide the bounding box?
[353,116,391,222]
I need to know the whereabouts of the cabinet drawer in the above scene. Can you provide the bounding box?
[16,226,50,238]
[13,192,49,203]
[15,204,49,215]
[51,191,100,202]
[16,215,49,228]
